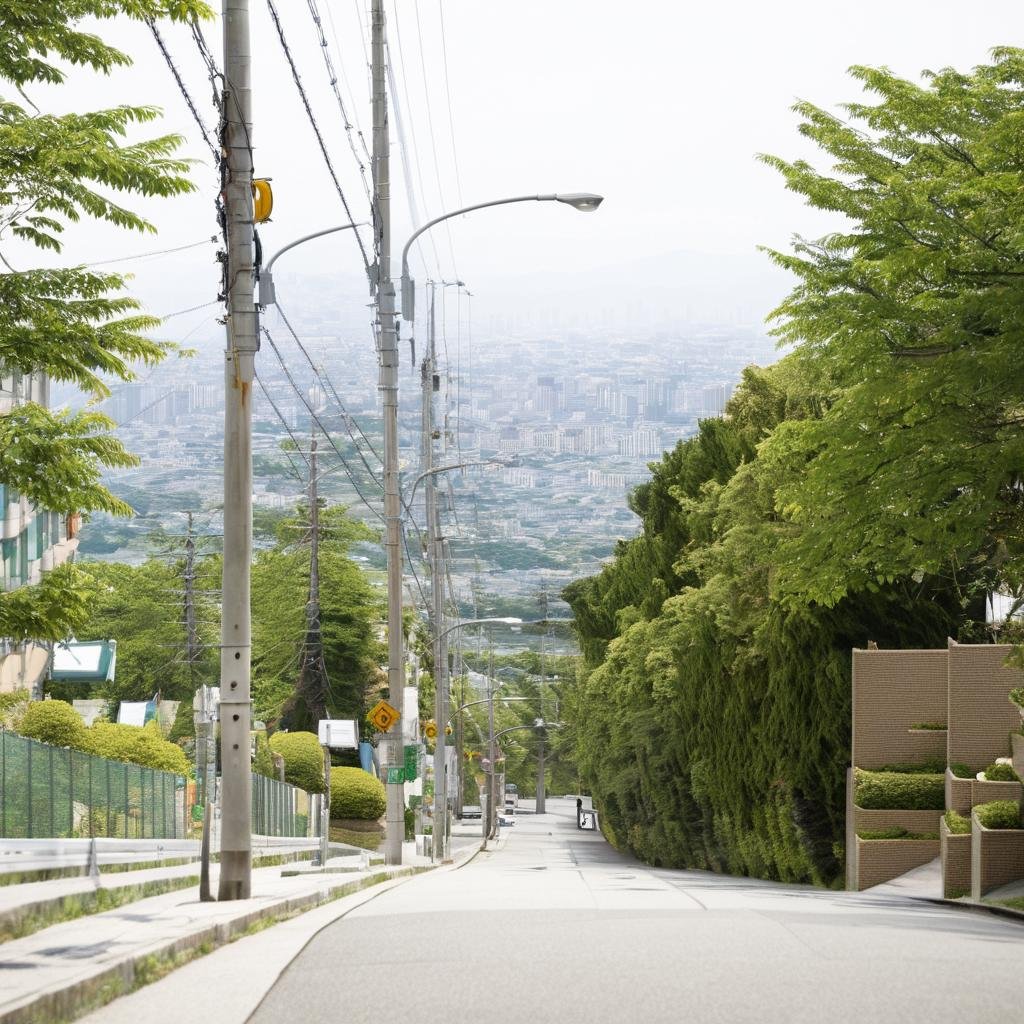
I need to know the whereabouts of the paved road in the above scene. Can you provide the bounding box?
[251,798,1022,1024]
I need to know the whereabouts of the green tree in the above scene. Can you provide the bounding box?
[56,559,220,706]
[759,48,1024,612]
[0,0,210,642]
[251,505,383,727]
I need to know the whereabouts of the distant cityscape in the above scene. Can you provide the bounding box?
[68,277,778,635]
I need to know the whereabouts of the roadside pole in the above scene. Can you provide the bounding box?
[218,0,256,900]
[371,0,405,865]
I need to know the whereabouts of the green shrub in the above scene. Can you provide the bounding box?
[909,722,946,731]
[944,810,971,835]
[854,769,945,810]
[330,766,386,820]
[876,759,946,775]
[982,762,1020,783]
[18,700,87,749]
[857,827,938,840]
[974,800,1023,830]
[949,763,973,779]
[252,732,275,780]
[269,731,325,793]
[85,721,192,777]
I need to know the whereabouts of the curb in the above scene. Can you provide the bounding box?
[914,894,1024,925]
[0,865,427,1024]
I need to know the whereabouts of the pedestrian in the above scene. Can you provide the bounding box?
[576,796,583,826]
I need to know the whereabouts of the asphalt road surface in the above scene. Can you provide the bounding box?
[251,798,1022,1024]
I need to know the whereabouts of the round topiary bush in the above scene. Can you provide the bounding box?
[85,721,192,777]
[330,766,386,820]
[18,700,88,749]
[269,731,325,793]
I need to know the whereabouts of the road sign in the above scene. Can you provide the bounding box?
[578,810,598,831]
[318,719,358,749]
[368,699,400,733]
[403,744,419,781]
[386,765,404,785]
[424,720,437,740]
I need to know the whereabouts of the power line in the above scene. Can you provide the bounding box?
[305,0,373,204]
[265,0,371,275]
[145,18,219,161]
[413,1,459,277]
[436,0,464,209]
[252,372,310,483]
[85,236,218,268]
[261,325,385,523]
[159,299,221,320]
[390,13,442,278]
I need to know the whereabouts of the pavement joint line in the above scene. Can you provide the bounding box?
[0,861,433,1024]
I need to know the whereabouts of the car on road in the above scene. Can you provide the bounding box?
[459,805,482,819]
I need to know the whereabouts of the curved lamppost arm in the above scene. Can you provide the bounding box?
[400,193,603,321]
[260,222,368,306]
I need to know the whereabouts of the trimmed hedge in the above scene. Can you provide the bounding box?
[18,700,88,749]
[85,721,192,777]
[982,762,1020,782]
[854,769,945,810]
[877,759,946,775]
[269,731,325,793]
[944,810,971,835]
[857,827,938,840]
[330,766,386,820]
[974,800,1023,830]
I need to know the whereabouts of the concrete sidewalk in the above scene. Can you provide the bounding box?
[75,840,481,1024]
[0,840,472,1024]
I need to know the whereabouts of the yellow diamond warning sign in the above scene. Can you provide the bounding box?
[368,699,400,733]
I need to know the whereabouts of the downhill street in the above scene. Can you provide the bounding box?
[250,797,1021,1024]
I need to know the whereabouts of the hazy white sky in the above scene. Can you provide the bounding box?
[15,1,1022,329]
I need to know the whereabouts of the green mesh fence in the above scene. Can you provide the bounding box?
[0,731,184,839]
[251,773,310,837]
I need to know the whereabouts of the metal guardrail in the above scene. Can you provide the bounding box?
[0,731,183,840]
[250,773,312,838]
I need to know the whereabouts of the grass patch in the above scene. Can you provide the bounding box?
[0,875,200,942]
[989,895,1024,912]
[330,825,383,851]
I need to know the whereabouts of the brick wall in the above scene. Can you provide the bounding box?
[852,650,947,769]
[856,837,939,890]
[947,642,1022,771]
[971,818,1024,899]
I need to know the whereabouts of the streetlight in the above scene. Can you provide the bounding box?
[400,194,604,321]
[259,223,368,307]
[406,460,505,508]
[426,617,522,861]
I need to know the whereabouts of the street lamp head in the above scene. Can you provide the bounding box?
[495,617,523,625]
[554,193,604,212]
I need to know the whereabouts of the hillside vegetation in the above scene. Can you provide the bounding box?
[564,50,1024,884]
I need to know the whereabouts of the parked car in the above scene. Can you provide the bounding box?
[460,805,482,820]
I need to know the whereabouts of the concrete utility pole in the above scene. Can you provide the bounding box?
[218,0,257,901]
[372,0,405,866]
[536,587,548,815]
[295,437,329,726]
[487,645,497,840]
[425,286,450,861]
[184,512,199,691]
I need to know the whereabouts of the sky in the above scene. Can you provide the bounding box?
[15,0,1023,334]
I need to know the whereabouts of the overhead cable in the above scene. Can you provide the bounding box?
[265,0,371,275]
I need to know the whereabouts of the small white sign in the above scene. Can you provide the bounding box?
[318,719,359,749]
[578,810,598,831]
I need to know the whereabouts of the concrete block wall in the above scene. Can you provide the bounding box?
[851,649,947,769]
[940,819,971,898]
[970,813,1024,899]
[855,837,939,890]
[947,641,1022,771]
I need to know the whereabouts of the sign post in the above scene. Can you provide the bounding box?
[316,720,360,865]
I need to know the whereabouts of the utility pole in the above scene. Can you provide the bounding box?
[486,643,497,841]
[372,0,404,865]
[536,587,548,815]
[295,437,328,727]
[218,0,257,900]
[184,512,199,691]
[425,285,449,861]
